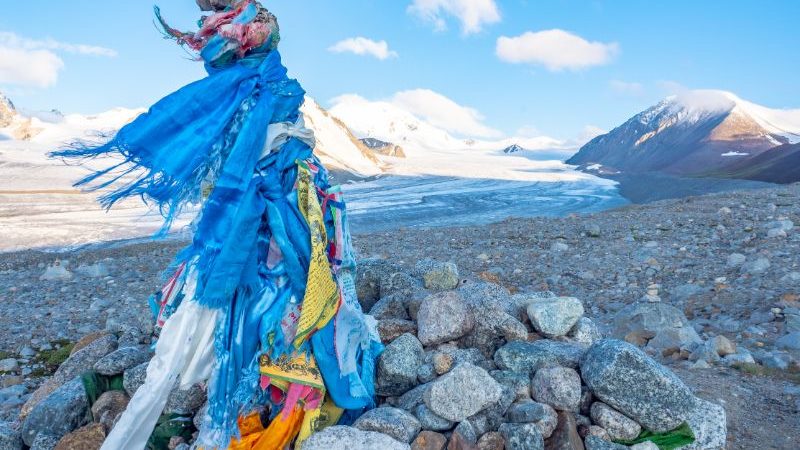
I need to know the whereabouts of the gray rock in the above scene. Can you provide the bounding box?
[369,295,410,321]
[741,256,770,274]
[581,339,697,433]
[570,317,604,347]
[93,346,151,376]
[165,383,207,415]
[29,433,60,450]
[505,400,558,438]
[679,399,726,450]
[630,443,659,450]
[726,253,746,268]
[415,259,459,291]
[302,425,410,450]
[417,292,474,346]
[776,332,800,350]
[413,404,453,431]
[417,364,437,384]
[122,361,148,396]
[498,423,544,450]
[494,340,585,375]
[424,363,502,422]
[396,383,431,411]
[613,303,701,352]
[356,259,402,311]
[590,402,641,441]
[709,335,736,357]
[21,378,89,446]
[531,367,581,412]
[491,370,531,401]
[526,297,585,338]
[785,314,800,333]
[381,272,423,299]
[354,407,421,443]
[584,435,628,450]
[0,422,23,450]
[0,359,18,373]
[377,334,424,396]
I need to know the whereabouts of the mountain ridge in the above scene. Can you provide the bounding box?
[567,90,800,183]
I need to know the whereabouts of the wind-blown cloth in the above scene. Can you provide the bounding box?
[51,1,382,448]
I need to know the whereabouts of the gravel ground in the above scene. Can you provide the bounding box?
[1,184,799,448]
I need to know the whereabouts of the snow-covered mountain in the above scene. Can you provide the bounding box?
[328,94,572,157]
[0,93,383,177]
[568,90,800,181]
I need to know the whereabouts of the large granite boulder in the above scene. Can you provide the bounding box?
[581,340,697,433]
[354,407,421,443]
[417,292,474,346]
[424,363,503,422]
[21,378,89,446]
[302,425,410,450]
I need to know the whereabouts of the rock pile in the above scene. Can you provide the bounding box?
[0,258,726,449]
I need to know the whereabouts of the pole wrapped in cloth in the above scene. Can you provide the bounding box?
[50,1,382,448]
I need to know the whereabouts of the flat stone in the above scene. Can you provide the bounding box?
[93,346,151,376]
[545,411,585,450]
[417,292,474,346]
[590,402,641,441]
[377,334,424,396]
[424,363,503,422]
[53,423,105,450]
[356,259,403,312]
[302,425,410,450]
[397,383,432,411]
[498,423,544,450]
[411,430,447,450]
[22,378,89,446]
[581,340,697,433]
[494,341,585,375]
[354,407,421,443]
[532,367,582,412]
[526,297,585,338]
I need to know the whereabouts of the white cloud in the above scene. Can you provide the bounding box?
[496,29,619,71]
[328,37,398,60]
[609,80,644,96]
[0,46,63,88]
[0,32,117,57]
[0,32,116,88]
[408,0,501,35]
[391,89,502,138]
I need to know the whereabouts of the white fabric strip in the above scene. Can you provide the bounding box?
[260,115,316,159]
[101,268,219,450]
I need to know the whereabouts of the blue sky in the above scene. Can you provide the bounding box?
[1,0,798,140]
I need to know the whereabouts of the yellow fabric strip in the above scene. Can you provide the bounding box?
[293,162,340,348]
[296,395,344,447]
[259,352,325,391]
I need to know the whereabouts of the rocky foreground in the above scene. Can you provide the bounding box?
[1,184,800,449]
